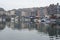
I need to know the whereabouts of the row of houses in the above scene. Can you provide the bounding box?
[47,3,60,19]
[0,3,60,21]
[0,7,48,18]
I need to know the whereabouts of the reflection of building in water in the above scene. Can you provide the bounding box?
[6,22,11,27]
[6,22,37,30]
[6,22,49,33]
[14,22,21,30]
[8,22,15,29]
[21,23,28,29]
[7,22,21,30]
[36,23,48,33]
[47,24,60,39]
[28,23,36,30]
[0,22,6,30]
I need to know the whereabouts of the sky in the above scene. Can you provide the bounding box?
[0,0,60,10]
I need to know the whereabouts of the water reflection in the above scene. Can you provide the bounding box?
[0,21,60,40]
[0,22,6,31]
[47,23,60,40]
[6,22,49,33]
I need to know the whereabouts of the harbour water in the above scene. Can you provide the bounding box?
[0,21,60,40]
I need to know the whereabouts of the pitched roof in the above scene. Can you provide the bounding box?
[0,8,4,11]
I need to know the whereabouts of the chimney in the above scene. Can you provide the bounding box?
[57,3,59,6]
